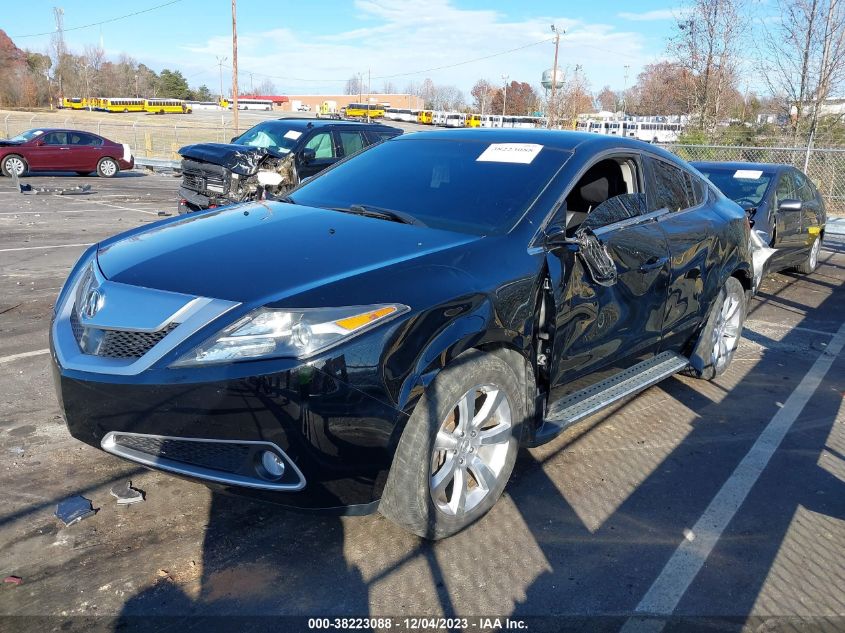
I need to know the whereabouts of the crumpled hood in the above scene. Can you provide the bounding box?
[97,202,478,305]
[179,143,273,175]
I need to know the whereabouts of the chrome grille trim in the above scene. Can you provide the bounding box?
[101,432,306,491]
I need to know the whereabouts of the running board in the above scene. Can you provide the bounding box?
[529,351,689,447]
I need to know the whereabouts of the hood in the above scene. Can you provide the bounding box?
[97,202,479,305]
[0,140,23,147]
[179,143,273,175]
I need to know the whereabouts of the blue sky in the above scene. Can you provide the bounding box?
[4,0,710,95]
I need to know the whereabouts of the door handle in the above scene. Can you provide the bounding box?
[639,256,669,272]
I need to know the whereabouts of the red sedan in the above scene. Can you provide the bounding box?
[0,128,135,178]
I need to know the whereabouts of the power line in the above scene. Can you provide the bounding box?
[12,0,186,38]
[218,36,556,85]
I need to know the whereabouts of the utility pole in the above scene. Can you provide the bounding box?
[549,25,561,129]
[231,0,239,134]
[622,64,630,116]
[249,72,254,95]
[366,68,371,122]
[502,74,509,116]
[52,7,65,99]
[216,56,227,102]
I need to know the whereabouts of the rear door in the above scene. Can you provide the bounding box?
[336,129,367,158]
[547,154,671,399]
[793,169,824,245]
[68,132,103,171]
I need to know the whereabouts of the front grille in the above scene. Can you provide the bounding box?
[182,171,204,191]
[70,304,177,359]
[115,435,251,474]
[98,324,178,358]
[182,164,229,196]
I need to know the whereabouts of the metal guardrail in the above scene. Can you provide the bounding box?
[134,157,180,171]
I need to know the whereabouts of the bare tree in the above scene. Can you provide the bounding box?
[596,85,621,112]
[470,79,495,114]
[344,73,363,96]
[761,0,845,141]
[670,0,747,131]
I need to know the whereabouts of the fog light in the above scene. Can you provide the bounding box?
[260,450,285,479]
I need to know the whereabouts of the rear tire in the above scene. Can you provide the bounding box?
[687,277,746,380]
[379,350,524,539]
[796,236,821,274]
[96,157,119,178]
[1,154,27,177]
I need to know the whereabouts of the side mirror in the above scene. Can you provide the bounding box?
[300,147,316,164]
[34,139,45,146]
[543,225,578,250]
[778,199,802,213]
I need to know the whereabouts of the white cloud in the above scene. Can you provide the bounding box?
[181,0,659,95]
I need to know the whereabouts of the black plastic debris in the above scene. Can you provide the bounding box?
[55,495,96,526]
[11,171,92,195]
[110,481,144,505]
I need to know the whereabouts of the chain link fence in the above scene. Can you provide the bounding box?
[661,143,845,213]
[1,111,233,160]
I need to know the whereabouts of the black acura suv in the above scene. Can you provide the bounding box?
[51,130,754,539]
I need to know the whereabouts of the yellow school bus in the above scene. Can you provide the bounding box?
[466,114,481,128]
[61,97,87,110]
[418,110,434,124]
[344,102,384,119]
[144,99,192,114]
[99,97,146,113]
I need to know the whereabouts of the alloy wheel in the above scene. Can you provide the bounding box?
[100,160,117,177]
[809,238,820,270]
[430,384,512,517]
[711,283,744,373]
[5,156,24,176]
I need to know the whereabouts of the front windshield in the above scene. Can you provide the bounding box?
[698,167,774,208]
[231,122,302,154]
[287,137,570,235]
[7,129,45,143]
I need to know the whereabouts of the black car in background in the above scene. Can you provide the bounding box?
[52,130,753,539]
[692,161,826,274]
[177,118,402,212]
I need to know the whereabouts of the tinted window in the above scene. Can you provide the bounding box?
[43,132,68,145]
[696,166,774,207]
[304,132,335,159]
[288,138,571,235]
[337,131,365,157]
[645,157,689,211]
[684,172,706,206]
[776,172,795,204]
[69,132,102,146]
[792,170,817,203]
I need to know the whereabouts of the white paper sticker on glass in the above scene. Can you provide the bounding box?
[284,130,303,140]
[477,143,543,164]
[734,169,763,179]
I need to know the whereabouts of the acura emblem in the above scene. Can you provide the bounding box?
[82,289,103,319]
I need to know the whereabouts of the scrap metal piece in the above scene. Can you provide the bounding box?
[12,170,92,195]
[749,228,776,293]
[110,481,145,505]
[55,495,96,526]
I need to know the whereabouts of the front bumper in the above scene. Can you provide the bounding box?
[52,357,407,511]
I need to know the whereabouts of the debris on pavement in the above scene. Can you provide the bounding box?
[3,576,22,586]
[12,171,92,196]
[110,481,145,505]
[55,495,97,526]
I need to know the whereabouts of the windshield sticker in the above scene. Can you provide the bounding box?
[734,169,763,179]
[476,143,543,164]
[284,130,303,140]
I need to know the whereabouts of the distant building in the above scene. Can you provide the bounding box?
[271,93,424,112]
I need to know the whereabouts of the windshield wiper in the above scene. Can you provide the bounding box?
[333,204,425,226]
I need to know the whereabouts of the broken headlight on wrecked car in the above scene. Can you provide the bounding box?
[172,304,409,366]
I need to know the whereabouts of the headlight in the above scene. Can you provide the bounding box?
[172,304,408,366]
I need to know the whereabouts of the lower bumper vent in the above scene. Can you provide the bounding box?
[101,432,306,491]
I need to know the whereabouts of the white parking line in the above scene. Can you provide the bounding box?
[0,243,92,253]
[63,198,160,215]
[0,349,49,365]
[623,320,845,631]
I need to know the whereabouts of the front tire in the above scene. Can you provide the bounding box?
[96,157,119,178]
[380,350,524,539]
[1,154,27,177]
[687,277,747,380]
[796,236,821,274]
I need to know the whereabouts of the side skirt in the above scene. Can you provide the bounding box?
[525,351,689,447]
